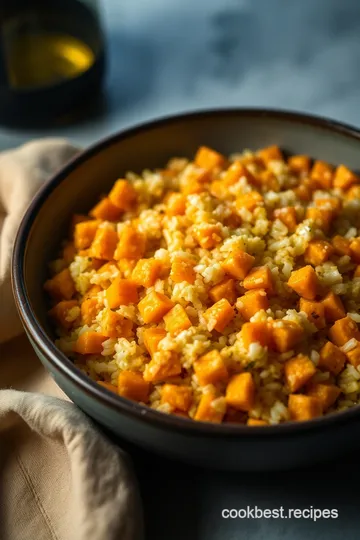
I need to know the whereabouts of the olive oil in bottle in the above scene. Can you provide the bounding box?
[0,0,105,125]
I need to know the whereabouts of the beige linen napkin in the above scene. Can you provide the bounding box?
[0,139,143,540]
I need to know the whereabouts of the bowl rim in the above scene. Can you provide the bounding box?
[12,106,360,439]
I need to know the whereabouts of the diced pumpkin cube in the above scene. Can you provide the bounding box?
[114,224,146,260]
[180,173,208,196]
[209,180,228,200]
[310,160,333,189]
[194,350,229,386]
[204,298,235,332]
[223,161,256,186]
[294,178,313,201]
[243,266,273,292]
[161,384,193,412]
[258,145,283,164]
[71,213,89,233]
[270,320,303,353]
[287,265,318,300]
[90,227,118,261]
[100,309,133,338]
[74,331,107,354]
[170,256,196,284]
[109,179,137,210]
[304,240,334,267]
[74,220,100,250]
[138,291,174,324]
[288,154,311,175]
[225,372,255,412]
[354,266,360,278]
[194,146,225,170]
[164,304,192,336]
[307,383,341,411]
[350,238,360,264]
[318,341,346,375]
[63,242,76,265]
[247,418,268,426]
[44,268,76,301]
[288,394,322,421]
[314,197,342,215]
[346,185,360,200]
[117,258,137,278]
[192,224,222,250]
[333,164,358,190]
[81,297,100,325]
[346,342,360,368]
[236,191,264,212]
[328,316,360,346]
[236,289,269,321]
[222,250,255,280]
[273,207,297,232]
[132,258,163,288]
[90,197,122,221]
[299,298,325,329]
[143,351,182,382]
[321,291,346,322]
[240,321,270,349]
[194,392,225,423]
[49,300,79,330]
[98,381,118,393]
[84,284,102,300]
[209,278,237,305]
[258,170,280,192]
[143,328,166,356]
[118,371,150,402]
[331,235,351,256]
[306,207,334,233]
[165,192,187,217]
[284,354,316,392]
[105,277,138,308]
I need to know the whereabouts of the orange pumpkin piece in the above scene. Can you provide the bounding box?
[143,328,166,356]
[240,322,270,348]
[90,197,122,221]
[273,207,297,232]
[333,164,358,190]
[117,258,137,278]
[318,341,346,375]
[331,235,351,256]
[114,224,146,260]
[63,242,76,265]
[307,383,341,411]
[132,258,163,288]
[194,350,228,386]
[236,289,269,321]
[181,173,208,196]
[258,145,283,164]
[222,250,255,280]
[194,145,225,170]
[314,197,342,215]
[98,381,118,393]
[223,160,255,186]
[194,392,225,423]
[161,384,193,412]
[354,266,360,278]
[74,220,100,249]
[109,179,137,210]
[170,256,196,284]
[284,354,316,392]
[143,351,182,382]
[49,300,79,330]
[247,418,268,426]
[299,298,325,329]
[350,238,360,264]
[310,160,333,189]
[236,191,264,212]
[294,178,313,201]
[321,291,346,322]
[192,224,222,250]
[74,331,107,354]
[209,179,228,200]
[306,207,334,233]
[209,278,237,305]
[304,240,334,267]
[118,371,150,402]
[44,268,75,301]
[100,309,133,338]
[287,265,318,300]
[288,394,322,421]
[270,320,303,353]
[138,291,174,324]
[81,297,100,325]
[164,304,192,336]
[90,227,118,261]
[105,277,138,308]
[288,154,311,175]
[225,372,255,412]
[165,192,187,217]
[328,316,360,346]
[346,185,360,200]
[71,213,89,233]
[243,265,273,292]
[84,284,102,299]
[204,298,235,332]
[346,342,360,368]
[258,169,280,192]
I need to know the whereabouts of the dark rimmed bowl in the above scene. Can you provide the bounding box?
[12,108,360,471]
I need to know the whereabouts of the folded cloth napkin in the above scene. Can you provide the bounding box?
[0,139,143,540]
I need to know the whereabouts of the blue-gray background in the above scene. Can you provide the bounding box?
[5,0,360,538]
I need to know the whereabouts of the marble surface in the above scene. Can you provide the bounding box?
[3,0,360,538]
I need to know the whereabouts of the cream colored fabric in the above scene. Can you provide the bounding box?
[0,140,143,540]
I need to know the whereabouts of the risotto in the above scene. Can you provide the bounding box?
[44,145,360,425]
